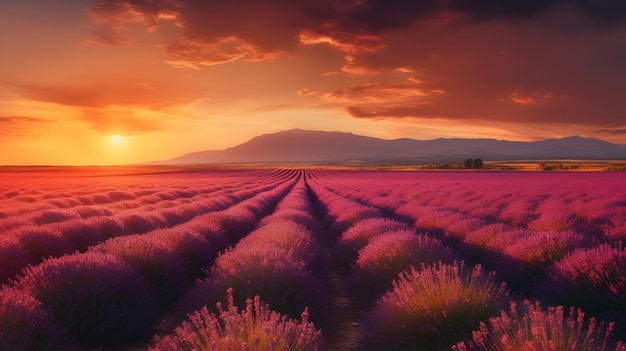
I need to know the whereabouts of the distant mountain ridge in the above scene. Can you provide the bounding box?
[155,129,626,164]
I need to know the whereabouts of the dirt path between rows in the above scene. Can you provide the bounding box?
[322,266,363,351]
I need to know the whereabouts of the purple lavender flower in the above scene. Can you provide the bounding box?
[0,288,77,351]
[456,300,626,351]
[89,235,193,306]
[334,218,410,273]
[15,252,160,348]
[348,231,460,308]
[542,244,626,313]
[152,290,323,351]
[0,236,33,283]
[363,261,508,351]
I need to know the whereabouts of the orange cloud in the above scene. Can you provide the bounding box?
[595,128,626,135]
[86,0,181,46]
[78,107,164,135]
[8,81,199,135]
[341,56,383,74]
[510,89,553,106]
[87,0,322,67]
[299,31,384,54]
[163,36,282,68]
[86,0,626,76]
[317,79,449,119]
[81,0,626,130]
[0,116,53,123]
[299,31,385,74]
[0,116,55,136]
[321,81,439,104]
[345,105,428,119]
[297,88,317,96]
[11,81,193,109]
[393,67,416,73]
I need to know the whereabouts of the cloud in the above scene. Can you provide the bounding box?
[346,104,436,120]
[11,81,193,109]
[162,36,282,68]
[84,0,626,130]
[574,1,626,22]
[336,0,626,32]
[87,0,337,65]
[86,0,626,79]
[299,30,387,73]
[0,116,55,136]
[314,12,626,127]
[596,128,626,135]
[0,116,54,123]
[86,0,181,46]
[8,81,193,135]
[79,108,163,135]
[297,88,317,96]
[319,80,448,119]
[509,89,554,106]
[298,31,384,54]
[321,81,438,104]
[86,0,626,76]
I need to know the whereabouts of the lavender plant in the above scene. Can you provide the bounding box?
[119,211,164,234]
[151,289,323,351]
[0,288,76,351]
[498,230,585,291]
[15,252,160,348]
[176,246,334,332]
[210,207,261,242]
[0,236,32,283]
[453,300,626,351]
[348,231,459,308]
[14,226,73,263]
[362,261,508,351]
[51,218,104,252]
[151,227,228,275]
[541,244,626,313]
[334,218,409,274]
[237,219,327,274]
[31,209,79,225]
[259,208,322,235]
[89,235,193,306]
[179,216,230,244]
[90,215,130,239]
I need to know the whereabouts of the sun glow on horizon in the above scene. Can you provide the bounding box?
[109,134,125,145]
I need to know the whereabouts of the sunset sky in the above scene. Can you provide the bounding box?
[1,0,625,165]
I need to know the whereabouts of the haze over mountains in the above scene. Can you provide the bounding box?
[156,129,626,165]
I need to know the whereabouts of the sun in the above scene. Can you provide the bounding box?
[109,134,125,145]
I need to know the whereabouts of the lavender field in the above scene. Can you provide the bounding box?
[1,167,625,350]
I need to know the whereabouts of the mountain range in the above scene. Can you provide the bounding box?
[155,129,626,165]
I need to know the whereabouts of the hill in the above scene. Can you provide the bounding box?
[154,129,626,164]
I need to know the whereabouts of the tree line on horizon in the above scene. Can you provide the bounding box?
[464,158,483,169]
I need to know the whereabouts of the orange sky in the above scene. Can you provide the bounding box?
[1,0,625,165]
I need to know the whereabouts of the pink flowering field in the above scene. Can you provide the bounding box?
[1,166,625,351]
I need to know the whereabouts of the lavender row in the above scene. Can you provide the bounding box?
[0,175,294,284]
[307,176,510,350]
[312,171,626,348]
[0,168,289,232]
[152,174,330,350]
[83,175,298,307]
[1,173,298,350]
[308,176,453,293]
[0,172,227,225]
[316,172,626,303]
[0,167,298,231]
[319,171,626,243]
